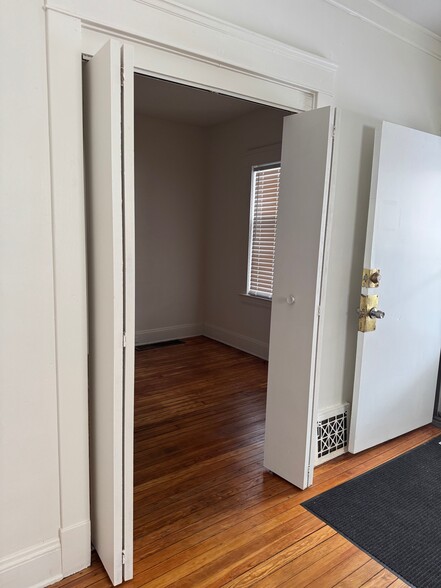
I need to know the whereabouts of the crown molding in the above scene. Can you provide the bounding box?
[132,0,338,73]
[324,0,441,60]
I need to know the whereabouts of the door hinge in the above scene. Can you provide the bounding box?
[120,67,125,87]
[122,550,126,565]
[317,305,321,317]
[332,125,336,138]
[123,332,127,348]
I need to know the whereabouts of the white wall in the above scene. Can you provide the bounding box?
[204,108,285,358]
[0,2,62,587]
[134,114,207,343]
[178,0,441,411]
[177,0,441,134]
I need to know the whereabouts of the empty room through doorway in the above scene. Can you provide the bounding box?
[134,74,289,355]
[133,74,291,572]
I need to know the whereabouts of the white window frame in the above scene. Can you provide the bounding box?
[247,162,281,300]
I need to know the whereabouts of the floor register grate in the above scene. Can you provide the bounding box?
[316,403,350,465]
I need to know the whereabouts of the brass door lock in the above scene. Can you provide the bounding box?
[362,268,381,288]
[357,294,385,332]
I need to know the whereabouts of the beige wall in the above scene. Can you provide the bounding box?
[134,108,284,356]
[134,113,207,343]
[204,108,285,358]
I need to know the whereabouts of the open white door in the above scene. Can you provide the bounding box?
[350,122,441,453]
[83,39,134,585]
[264,107,335,489]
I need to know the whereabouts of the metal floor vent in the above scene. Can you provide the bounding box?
[316,403,350,465]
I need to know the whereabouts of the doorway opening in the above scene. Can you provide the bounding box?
[133,73,290,357]
[132,72,292,565]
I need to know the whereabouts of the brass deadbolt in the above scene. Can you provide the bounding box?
[362,268,381,288]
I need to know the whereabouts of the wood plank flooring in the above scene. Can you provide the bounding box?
[54,336,440,587]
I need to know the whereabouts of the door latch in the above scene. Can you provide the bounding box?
[357,294,385,332]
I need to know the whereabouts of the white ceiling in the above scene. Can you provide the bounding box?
[379,0,441,36]
[134,74,282,126]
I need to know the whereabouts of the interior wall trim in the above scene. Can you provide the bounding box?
[132,0,337,72]
[59,520,91,578]
[204,323,269,361]
[135,323,203,345]
[0,539,62,588]
[44,0,337,106]
[324,0,441,61]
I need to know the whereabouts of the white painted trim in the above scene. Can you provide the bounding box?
[45,10,91,582]
[204,323,269,360]
[136,323,203,345]
[45,0,336,70]
[132,0,337,72]
[0,539,62,588]
[239,293,272,308]
[45,0,337,110]
[59,520,91,578]
[86,32,314,113]
[324,0,441,60]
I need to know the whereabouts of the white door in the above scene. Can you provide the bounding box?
[83,39,134,585]
[264,107,335,489]
[350,122,441,453]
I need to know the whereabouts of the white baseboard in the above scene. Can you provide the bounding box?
[59,520,91,578]
[203,323,269,360]
[0,539,62,588]
[135,323,203,345]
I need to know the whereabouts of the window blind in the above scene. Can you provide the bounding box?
[248,164,281,298]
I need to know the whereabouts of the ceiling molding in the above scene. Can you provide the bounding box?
[376,0,441,38]
[324,0,441,60]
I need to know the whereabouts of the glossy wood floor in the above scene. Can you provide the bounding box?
[54,336,440,588]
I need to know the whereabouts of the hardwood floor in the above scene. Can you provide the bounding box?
[54,336,440,588]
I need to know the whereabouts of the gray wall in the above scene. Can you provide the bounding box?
[134,113,207,343]
[134,107,285,357]
[204,109,285,358]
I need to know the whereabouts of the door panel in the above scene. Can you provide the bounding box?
[83,39,134,585]
[264,107,335,489]
[121,43,135,582]
[350,122,441,453]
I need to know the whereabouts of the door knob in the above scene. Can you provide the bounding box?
[286,295,296,305]
[358,294,384,332]
[369,308,385,319]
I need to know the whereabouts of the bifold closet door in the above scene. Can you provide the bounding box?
[83,38,134,585]
[264,107,335,490]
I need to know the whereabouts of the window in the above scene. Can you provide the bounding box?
[247,163,281,299]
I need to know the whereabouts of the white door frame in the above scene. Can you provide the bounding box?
[45,0,337,577]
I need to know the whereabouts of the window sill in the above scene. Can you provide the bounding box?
[239,293,272,307]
